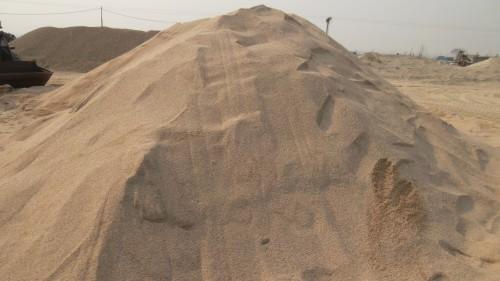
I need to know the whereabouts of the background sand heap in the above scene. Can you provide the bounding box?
[466,57,500,81]
[0,6,499,281]
[361,54,500,148]
[12,26,158,72]
[360,54,500,83]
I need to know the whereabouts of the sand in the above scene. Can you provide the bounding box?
[0,71,82,144]
[393,80,500,148]
[12,26,158,72]
[1,6,499,281]
[361,54,500,83]
[361,54,500,148]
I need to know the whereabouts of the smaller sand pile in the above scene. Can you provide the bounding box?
[12,26,158,72]
[362,54,500,83]
[360,52,382,64]
[465,58,500,82]
[361,54,455,81]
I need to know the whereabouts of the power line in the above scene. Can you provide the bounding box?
[0,0,91,9]
[0,7,176,24]
[0,6,177,26]
[103,9,177,24]
[0,7,100,16]
[2,5,498,34]
[0,0,207,17]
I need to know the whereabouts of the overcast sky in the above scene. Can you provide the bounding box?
[1,0,499,56]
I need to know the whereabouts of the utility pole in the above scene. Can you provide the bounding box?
[418,44,425,57]
[326,17,332,36]
[100,6,103,28]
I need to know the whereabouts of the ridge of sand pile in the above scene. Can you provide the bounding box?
[1,6,499,281]
[12,26,158,72]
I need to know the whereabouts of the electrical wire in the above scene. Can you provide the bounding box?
[1,4,498,33]
[0,7,177,25]
[0,7,100,16]
[0,0,91,9]
[103,9,177,24]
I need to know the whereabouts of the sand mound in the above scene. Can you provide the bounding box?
[1,6,499,281]
[362,54,500,83]
[360,54,457,82]
[360,52,382,64]
[465,58,500,81]
[12,26,158,72]
[470,57,500,69]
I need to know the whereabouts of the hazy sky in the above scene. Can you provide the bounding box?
[1,0,499,56]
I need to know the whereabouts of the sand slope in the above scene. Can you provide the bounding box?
[12,26,158,72]
[1,6,499,281]
[362,54,500,148]
[466,57,500,81]
[393,80,500,148]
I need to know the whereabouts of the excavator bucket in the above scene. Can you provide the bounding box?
[1,26,53,88]
[0,60,52,88]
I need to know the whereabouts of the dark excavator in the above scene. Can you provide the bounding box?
[0,21,52,88]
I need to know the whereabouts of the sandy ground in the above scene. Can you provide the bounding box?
[0,72,83,145]
[393,80,500,148]
[361,53,500,148]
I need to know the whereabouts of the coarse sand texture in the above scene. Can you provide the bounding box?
[1,6,499,281]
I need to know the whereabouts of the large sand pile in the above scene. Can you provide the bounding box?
[1,6,499,281]
[12,26,158,72]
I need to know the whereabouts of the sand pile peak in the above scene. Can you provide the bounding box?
[12,26,158,72]
[1,6,499,281]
